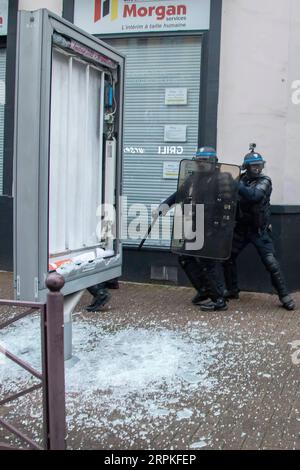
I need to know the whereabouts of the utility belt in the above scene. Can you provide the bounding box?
[238,204,270,231]
[236,221,272,237]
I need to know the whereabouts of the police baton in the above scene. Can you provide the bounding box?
[138,211,162,250]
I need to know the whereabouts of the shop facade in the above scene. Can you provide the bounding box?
[1,0,300,293]
[66,0,225,288]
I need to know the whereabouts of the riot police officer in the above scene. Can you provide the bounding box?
[156,147,231,312]
[223,144,296,311]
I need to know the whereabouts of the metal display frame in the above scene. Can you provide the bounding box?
[14,9,125,302]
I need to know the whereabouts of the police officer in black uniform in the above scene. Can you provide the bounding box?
[223,144,295,311]
[156,147,228,312]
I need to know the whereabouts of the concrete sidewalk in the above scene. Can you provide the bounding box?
[0,271,300,450]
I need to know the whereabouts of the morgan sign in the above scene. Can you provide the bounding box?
[74,0,211,34]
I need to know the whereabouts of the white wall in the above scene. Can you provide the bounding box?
[217,0,300,205]
[18,0,63,16]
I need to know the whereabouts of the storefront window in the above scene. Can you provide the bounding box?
[107,35,202,247]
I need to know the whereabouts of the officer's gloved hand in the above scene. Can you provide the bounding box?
[152,207,160,219]
[152,204,169,219]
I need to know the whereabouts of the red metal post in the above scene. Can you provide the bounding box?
[43,273,67,450]
[94,0,102,22]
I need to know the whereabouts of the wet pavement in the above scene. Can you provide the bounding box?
[0,271,300,450]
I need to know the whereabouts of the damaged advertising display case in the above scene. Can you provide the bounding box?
[14,9,124,304]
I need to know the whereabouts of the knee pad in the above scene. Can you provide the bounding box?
[264,254,280,274]
[179,255,189,268]
[179,256,198,275]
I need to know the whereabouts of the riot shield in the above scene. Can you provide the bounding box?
[171,159,240,260]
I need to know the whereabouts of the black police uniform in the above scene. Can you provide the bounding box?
[162,165,227,308]
[86,283,111,311]
[223,172,295,310]
[86,279,120,312]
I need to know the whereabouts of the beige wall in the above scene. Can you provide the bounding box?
[18,0,63,16]
[218,0,300,205]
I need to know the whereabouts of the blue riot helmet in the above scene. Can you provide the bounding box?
[194,146,218,174]
[242,143,265,178]
[195,146,218,163]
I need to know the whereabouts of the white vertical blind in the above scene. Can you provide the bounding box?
[49,49,103,256]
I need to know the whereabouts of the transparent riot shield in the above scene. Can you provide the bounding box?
[171,159,240,260]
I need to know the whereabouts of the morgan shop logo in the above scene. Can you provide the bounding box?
[94,1,187,23]
[94,0,119,22]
